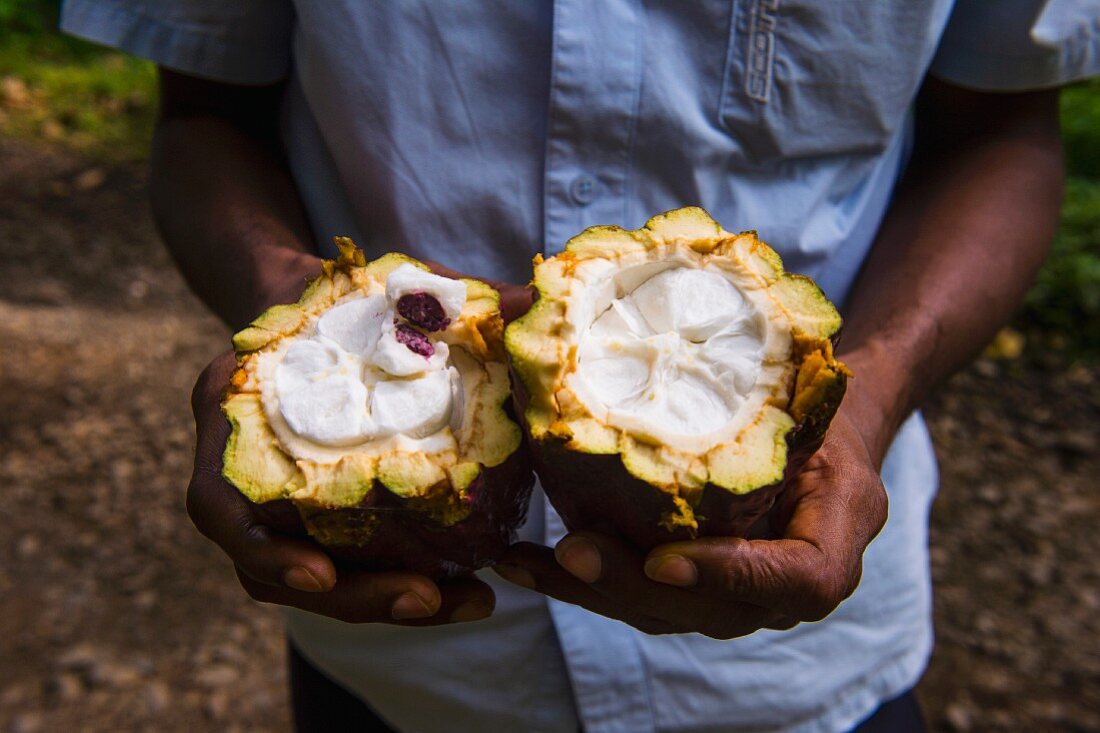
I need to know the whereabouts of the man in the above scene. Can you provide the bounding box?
[63,1,1097,731]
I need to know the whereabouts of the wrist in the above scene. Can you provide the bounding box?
[834,339,921,469]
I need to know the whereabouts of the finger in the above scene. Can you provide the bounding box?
[496,285,536,324]
[188,459,339,593]
[779,414,889,551]
[646,421,888,622]
[419,260,535,323]
[238,568,423,621]
[421,260,465,280]
[190,351,237,443]
[749,434,885,617]
[191,481,337,592]
[782,446,888,567]
[496,543,680,635]
[764,616,800,631]
[553,533,780,638]
[187,354,337,592]
[240,568,495,625]
[645,537,838,621]
[649,530,875,623]
[407,576,496,625]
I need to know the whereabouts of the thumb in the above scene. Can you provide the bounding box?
[646,537,852,622]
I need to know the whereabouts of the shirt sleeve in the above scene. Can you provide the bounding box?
[60,0,294,85]
[930,0,1100,90]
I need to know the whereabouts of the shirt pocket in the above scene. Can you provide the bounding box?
[718,0,937,164]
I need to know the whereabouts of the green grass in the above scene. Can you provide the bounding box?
[0,0,155,162]
[0,1,1098,355]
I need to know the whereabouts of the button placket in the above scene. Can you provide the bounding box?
[543,497,656,733]
[543,0,643,256]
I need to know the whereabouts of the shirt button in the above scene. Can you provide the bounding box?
[570,174,598,206]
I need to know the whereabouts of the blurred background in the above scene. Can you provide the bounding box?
[0,2,1097,731]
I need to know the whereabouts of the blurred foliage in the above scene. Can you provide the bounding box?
[1020,177,1100,355]
[0,0,155,162]
[0,1,1097,354]
[1062,77,1100,180]
[1012,78,1100,358]
[0,0,58,34]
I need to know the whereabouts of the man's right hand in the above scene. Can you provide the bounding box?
[185,351,497,625]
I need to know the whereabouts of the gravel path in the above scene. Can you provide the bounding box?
[1,141,1096,732]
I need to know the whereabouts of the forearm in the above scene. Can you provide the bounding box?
[150,71,319,331]
[839,79,1064,466]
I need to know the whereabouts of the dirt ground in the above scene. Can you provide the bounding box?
[1,139,1097,733]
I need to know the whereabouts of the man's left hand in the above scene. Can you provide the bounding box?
[493,413,887,639]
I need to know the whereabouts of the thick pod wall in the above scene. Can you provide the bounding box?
[506,207,850,549]
[222,240,534,577]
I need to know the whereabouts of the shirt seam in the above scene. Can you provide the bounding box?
[621,0,644,228]
[61,0,291,85]
[68,0,276,43]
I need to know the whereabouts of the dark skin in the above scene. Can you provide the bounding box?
[160,69,529,624]
[165,65,1063,634]
[495,78,1064,636]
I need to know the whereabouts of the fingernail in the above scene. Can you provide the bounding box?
[492,564,536,590]
[449,600,492,623]
[283,566,326,592]
[555,537,601,583]
[644,555,698,587]
[391,592,435,620]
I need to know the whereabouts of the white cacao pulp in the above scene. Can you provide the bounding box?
[564,259,792,454]
[264,265,468,454]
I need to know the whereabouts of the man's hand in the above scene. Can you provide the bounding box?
[493,80,1062,638]
[424,260,535,324]
[493,412,887,638]
[489,282,537,325]
[186,352,496,625]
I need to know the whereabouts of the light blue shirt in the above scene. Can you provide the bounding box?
[63,2,1099,731]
